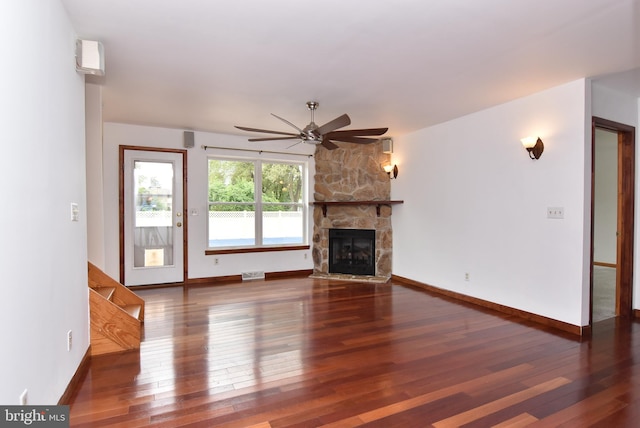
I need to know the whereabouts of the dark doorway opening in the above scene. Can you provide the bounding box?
[591,117,635,323]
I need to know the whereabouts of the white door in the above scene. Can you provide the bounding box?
[123,149,185,285]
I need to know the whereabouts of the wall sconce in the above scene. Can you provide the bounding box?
[382,163,398,179]
[521,136,544,160]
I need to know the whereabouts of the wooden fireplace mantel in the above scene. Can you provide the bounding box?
[312,200,404,217]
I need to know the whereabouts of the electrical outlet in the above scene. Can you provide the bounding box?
[67,330,72,351]
[547,207,564,219]
[20,389,28,405]
[304,253,308,259]
[465,272,470,281]
[70,203,79,222]
[214,258,219,265]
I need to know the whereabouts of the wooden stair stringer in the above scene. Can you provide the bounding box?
[89,288,141,354]
[88,262,145,356]
[88,262,145,321]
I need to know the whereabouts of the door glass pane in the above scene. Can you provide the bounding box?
[133,161,174,268]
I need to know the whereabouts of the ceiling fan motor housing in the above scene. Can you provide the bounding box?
[303,121,321,143]
[303,101,322,143]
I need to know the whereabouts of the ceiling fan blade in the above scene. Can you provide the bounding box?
[286,141,303,149]
[321,138,339,150]
[315,114,351,136]
[325,127,388,138]
[329,136,379,145]
[248,136,301,142]
[271,114,304,133]
[235,125,299,137]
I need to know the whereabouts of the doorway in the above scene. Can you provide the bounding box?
[120,147,187,286]
[591,117,635,323]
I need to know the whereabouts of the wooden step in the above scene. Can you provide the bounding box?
[95,287,116,301]
[88,262,145,355]
[122,304,142,321]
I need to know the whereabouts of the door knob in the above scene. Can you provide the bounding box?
[176,222,182,227]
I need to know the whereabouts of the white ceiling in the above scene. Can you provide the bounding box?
[61,0,640,140]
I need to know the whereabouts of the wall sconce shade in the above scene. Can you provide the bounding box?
[383,163,398,179]
[521,136,544,160]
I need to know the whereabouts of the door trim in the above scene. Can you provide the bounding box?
[119,145,188,285]
[591,117,635,321]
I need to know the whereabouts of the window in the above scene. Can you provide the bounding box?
[207,157,307,250]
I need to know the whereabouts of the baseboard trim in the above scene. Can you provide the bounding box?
[266,269,313,279]
[186,269,313,287]
[128,281,187,290]
[58,345,91,405]
[185,275,241,287]
[392,275,586,336]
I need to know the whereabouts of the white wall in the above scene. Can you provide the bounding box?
[86,83,105,268]
[0,0,89,404]
[392,79,591,326]
[591,83,640,310]
[592,83,639,126]
[100,123,315,281]
[593,129,618,265]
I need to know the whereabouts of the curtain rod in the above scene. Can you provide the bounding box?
[201,145,313,158]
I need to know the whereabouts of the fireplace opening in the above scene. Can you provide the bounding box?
[329,228,375,276]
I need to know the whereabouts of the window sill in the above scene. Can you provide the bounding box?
[205,245,310,255]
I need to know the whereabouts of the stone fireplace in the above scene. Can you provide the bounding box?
[311,140,396,281]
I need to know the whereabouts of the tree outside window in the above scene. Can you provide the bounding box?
[208,158,306,248]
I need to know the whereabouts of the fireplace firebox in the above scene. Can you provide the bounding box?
[328,229,375,276]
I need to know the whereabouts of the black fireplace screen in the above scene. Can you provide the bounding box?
[328,229,375,276]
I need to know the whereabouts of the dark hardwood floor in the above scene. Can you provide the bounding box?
[69,277,640,427]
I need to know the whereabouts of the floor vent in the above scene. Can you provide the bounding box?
[242,271,265,281]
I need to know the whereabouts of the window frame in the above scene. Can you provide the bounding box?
[205,155,310,254]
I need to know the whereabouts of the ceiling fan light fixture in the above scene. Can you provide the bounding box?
[302,134,322,144]
[302,122,320,141]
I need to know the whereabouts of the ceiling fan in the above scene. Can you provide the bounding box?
[234,101,388,150]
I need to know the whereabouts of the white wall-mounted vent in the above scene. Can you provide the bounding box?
[75,39,105,76]
[381,138,393,154]
[242,271,265,281]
